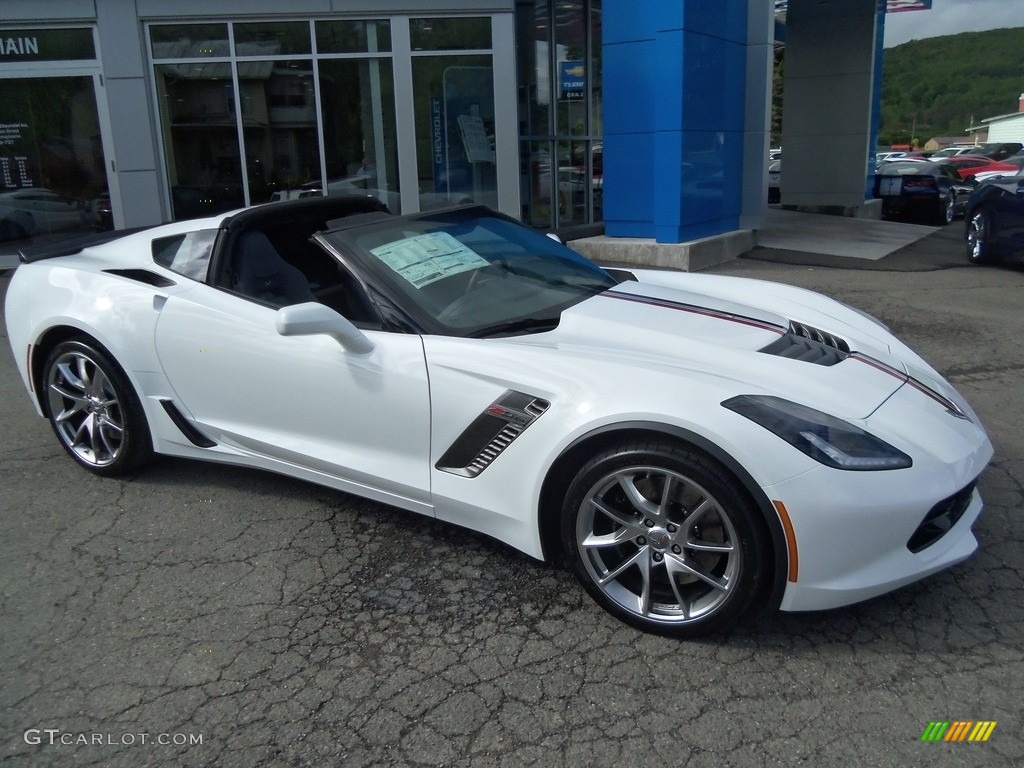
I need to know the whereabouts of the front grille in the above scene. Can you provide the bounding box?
[907,481,976,553]
[759,321,850,366]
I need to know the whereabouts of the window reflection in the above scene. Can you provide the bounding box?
[0,76,110,251]
[154,63,245,220]
[150,24,229,58]
[515,0,601,230]
[413,56,497,210]
[318,58,400,212]
[316,20,391,53]
[242,60,321,204]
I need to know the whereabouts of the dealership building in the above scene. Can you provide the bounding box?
[1,0,890,267]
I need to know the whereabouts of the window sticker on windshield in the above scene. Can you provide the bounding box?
[370,232,489,288]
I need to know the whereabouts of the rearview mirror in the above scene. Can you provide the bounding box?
[275,302,375,354]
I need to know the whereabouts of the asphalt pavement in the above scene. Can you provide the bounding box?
[1,214,1022,768]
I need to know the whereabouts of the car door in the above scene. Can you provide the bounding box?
[153,284,433,512]
[989,177,1024,254]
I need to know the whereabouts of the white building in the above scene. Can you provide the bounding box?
[976,94,1024,144]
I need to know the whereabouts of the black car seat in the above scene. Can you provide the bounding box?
[233,230,316,307]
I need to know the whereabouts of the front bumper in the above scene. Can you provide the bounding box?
[767,385,993,612]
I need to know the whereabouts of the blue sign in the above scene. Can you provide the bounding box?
[559,61,585,102]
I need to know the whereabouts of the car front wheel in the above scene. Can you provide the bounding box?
[966,209,993,263]
[936,193,955,225]
[561,439,770,637]
[43,339,152,475]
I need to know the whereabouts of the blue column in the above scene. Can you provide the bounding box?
[868,7,886,199]
[603,1,749,243]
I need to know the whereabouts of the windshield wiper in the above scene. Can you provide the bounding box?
[469,316,561,338]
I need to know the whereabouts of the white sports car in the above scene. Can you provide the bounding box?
[4,198,993,637]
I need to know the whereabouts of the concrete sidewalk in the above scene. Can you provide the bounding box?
[745,206,971,271]
[755,207,938,260]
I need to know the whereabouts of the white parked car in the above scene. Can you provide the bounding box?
[4,198,993,637]
[0,187,85,239]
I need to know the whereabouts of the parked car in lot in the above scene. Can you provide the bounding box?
[964,142,1023,162]
[964,169,1024,264]
[930,146,976,159]
[4,197,993,638]
[874,160,973,225]
[767,160,781,203]
[943,156,1019,181]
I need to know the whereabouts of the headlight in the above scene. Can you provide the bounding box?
[722,395,912,471]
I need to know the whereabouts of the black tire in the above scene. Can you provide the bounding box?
[560,439,770,638]
[966,208,994,264]
[42,339,153,476]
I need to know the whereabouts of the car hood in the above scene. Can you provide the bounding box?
[498,272,961,421]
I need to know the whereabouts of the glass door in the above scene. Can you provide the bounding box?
[0,75,111,252]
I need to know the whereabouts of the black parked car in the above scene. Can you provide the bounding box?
[965,169,1024,264]
[874,160,974,225]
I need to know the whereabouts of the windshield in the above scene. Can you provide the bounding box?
[320,207,616,337]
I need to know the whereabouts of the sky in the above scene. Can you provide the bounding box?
[883,0,1024,47]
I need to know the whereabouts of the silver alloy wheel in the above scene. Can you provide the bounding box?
[942,194,955,224]
[46,349,125,467]
[575,465,741,624]
[967,210,988,261]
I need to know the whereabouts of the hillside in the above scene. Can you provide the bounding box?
[879,27,1024,145]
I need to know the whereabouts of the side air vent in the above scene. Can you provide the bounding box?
[104,268,176,287]
[159,400,216,447]
[759,321,850,366]
[437,391,550,478]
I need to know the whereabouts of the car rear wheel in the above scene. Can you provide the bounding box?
[561,439,769,637]
[43,339,152,476]
[966,209,993,263]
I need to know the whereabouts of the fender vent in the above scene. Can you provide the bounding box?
[437,391,550,478]
[159,400,216,447]
[104,268,176,287]
[760,321,849,366]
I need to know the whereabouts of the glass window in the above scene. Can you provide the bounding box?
[150,24,230,59]
[521,139,554,227]
[0,76,110,251]
[413,56,496,210]
[515,1,550,138]
[240,60,322,204]
[318,58,400,213]
[514,0,602,229]
[152,229,217,281]
[410,18,491,51]
[554,1,586,137]
[234,21,312,56]
[153,63,245,220]
[316,20,391,53]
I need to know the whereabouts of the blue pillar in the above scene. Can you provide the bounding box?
[868,7,886,199]
[603,1,750,243]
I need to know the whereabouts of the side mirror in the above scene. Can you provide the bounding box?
[276,302,375,354]
[546,232,563,244]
